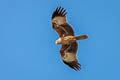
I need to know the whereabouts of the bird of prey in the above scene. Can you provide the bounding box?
[52,6,88,71]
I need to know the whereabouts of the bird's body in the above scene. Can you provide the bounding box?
[52,6,88,70]
[56,36,76,45]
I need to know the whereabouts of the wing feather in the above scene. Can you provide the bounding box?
[60,42,81,70]
[52,23,74,37]
[52,7,74,37]
[52,6,66,19]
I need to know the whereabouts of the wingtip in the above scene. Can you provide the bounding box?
[52,6,67,19]
[63,60,81,71]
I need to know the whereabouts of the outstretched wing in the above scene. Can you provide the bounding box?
[60,42,81,70]
[52,7,74,37]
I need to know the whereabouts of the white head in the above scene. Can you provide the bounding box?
[55,38,62,44]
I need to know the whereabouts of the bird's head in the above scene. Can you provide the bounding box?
[56,38,62,44]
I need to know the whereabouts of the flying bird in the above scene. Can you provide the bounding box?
[52,6,88,71]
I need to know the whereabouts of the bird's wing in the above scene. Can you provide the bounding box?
[52,7,74,37]
[60,42,81,70]
[52,6,67,20]
[52,23,75,37]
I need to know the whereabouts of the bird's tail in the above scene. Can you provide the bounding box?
[75,35,88,40]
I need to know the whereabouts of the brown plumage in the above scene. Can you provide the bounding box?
[52,6,88,71]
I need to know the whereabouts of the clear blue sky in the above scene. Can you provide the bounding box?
[0,0,120,80]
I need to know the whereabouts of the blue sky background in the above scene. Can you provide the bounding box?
[0,0,120,80]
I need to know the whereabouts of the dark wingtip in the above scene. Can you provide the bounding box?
[63,60,81,71]
[52,6,67,19]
